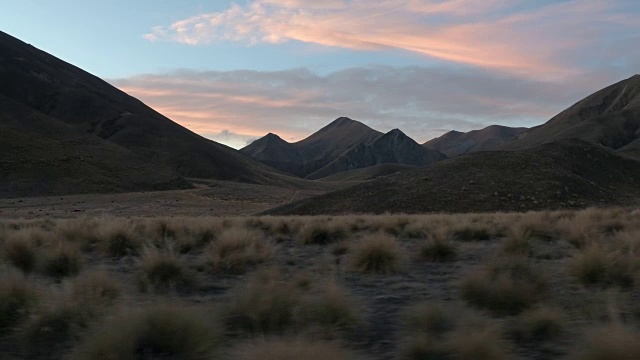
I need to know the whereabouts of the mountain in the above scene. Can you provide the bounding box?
[505,75,640,158]
[0,93,191,198]
[242,117,384,177]
[306,129,446,179]
[0,30,299,188]
[264,139,640,215]
[424,125,528,157]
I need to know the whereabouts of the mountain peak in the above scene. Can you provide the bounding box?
[385,128,408,137]
[329,117,357,127]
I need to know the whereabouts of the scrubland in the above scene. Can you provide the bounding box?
[0,207,638,359]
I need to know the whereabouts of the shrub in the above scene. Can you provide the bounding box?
[231,338,356,360]
[461,256,548,315]
[42,242,83,279]
[0,272,39,331]
[204,229,274,274]
[71,305,220,360]
[350,233,405,274]
[138,248,196,293]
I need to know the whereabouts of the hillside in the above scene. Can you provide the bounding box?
[265,139,640,215]
[242,117,383,177]
[0,30,297,186]
[306,129,446,180]
[424,125,528,157]
[0,94,191,198]
[316,163,416,182]
[505,75,640,155]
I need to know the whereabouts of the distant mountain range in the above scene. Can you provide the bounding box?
[242,118,446,179]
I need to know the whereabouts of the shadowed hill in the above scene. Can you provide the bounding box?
[264,139,640,215]
[242,117,383,177]
[306,129,446,180]
[0,30,298,186]
[0,94,191,198]
[316,163,416,182]
[424,125,528,157]
[505,75,640,158]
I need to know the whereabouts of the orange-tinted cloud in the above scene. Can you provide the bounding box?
[144,0,639,78]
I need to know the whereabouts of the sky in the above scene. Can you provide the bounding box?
[1,0,639,148]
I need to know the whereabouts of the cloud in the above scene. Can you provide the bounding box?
[143,0,639,78]
[109,65,625,148]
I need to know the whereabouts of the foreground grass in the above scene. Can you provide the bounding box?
[0,207,638,359]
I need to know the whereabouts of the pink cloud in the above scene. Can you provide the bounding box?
[144,0,638,78]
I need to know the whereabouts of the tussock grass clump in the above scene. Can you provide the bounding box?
[68,271,121,306]
[298,220,347,245]
[570,240,639,288]
[461,256,548,315]
[500,225,534,256]
[512,306,566,342]
[21,302,92,358]
[2,237,38,273]
[0,272,39,331]
[400,303,510,360]
[453,224,492,241]
[225,269,300,335]
[419,232,457,262]
[204,228,274,274]
[350,233,405,274]
[297,282,359,336]
[42,242,83,279]
[100,226,142,258]
[225,270,358,336]
[445,326,511,360]
[571,324,640,360]
[232,338,356,360]
[138,248,196,293]
[71,305,220,360]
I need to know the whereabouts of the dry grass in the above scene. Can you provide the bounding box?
[1,230,39,273]
[204,228,274,274]
[138,247,197,293]
[0,271,39,331]
[350,233,405,274]
[419,231,457,262]
[461,256,548,315]
[0,209,638,359]
[298,220,347,245]
[42,242,83,279]
[512,306,566,342]
[571,323,640,360]
[71,305,220,360]
[231,338,357,360]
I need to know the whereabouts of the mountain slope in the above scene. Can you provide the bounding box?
[306,129,446,179]
[505,75,640,152]
[316,163,416,182]
[0,94,191,198]
[0,30,295,185]
[265,139,640,215]
[424,125,528,157]
[242,117,383,177]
